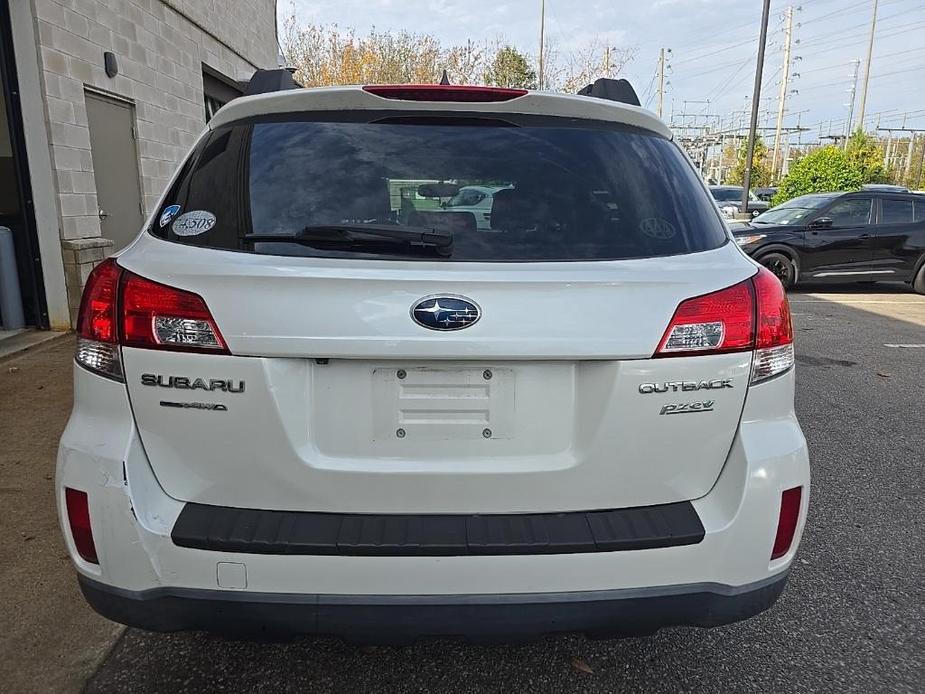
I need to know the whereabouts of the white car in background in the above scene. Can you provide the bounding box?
[444,185,510,229]
[58,82,809,642]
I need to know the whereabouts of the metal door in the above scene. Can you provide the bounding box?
[85,91,143,252]
[869,196,920,280]
[800,196,874,278]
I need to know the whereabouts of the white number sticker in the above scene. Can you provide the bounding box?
[172,210,216,237]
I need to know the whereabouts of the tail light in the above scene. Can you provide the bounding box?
[65,488,98,564]
[655,266,794,384]
[751,266,794,383]
[120,272,227,352]
[771,486,802,559]
[74,259,227,380]
[76,259,123,380]
[362,84,528,102]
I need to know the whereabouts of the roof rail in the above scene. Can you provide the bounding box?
[576,78,641,107]
[243,69,301,96]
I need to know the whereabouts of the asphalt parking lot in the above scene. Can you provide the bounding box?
[75,283,924,694]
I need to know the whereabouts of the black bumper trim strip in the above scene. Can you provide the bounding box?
[170,500,705,556]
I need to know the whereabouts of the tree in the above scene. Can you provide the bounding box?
[726,137,772,188]
[772,146,864,205]
[844,129,889,184]
[483,45,536,89]
[546,38,636,93]
[279,18,638,97]
[280,20,444,87]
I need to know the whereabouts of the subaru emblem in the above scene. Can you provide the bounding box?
[411,295,481,331]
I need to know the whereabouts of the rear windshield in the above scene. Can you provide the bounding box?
[151,114,727,262]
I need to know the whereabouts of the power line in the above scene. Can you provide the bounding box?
[799,16,925,55]
[798,45,925,75]
[798,0,871,27]
[671,38,756,66]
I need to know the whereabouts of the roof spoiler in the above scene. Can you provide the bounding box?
[243,69,301,96]
[576,78,640,107]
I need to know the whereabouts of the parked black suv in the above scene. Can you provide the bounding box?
[732,191,925,292]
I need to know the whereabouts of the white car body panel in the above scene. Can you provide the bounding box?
[115,236,756,513]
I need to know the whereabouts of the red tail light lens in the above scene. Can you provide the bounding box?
[771,486,802,560]
[121,271,228,353]
[362,85,528,102]
[76,258,120,343]
[65,488,98,564]
[752,266,794,383]
[753,266,793,348]
[655,279,755,356]
[655,268,795,382]
[75,259,124,380]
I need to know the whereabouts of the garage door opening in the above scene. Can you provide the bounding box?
[0,2,47,333]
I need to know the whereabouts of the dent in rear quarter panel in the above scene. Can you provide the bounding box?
[57,364,184,588]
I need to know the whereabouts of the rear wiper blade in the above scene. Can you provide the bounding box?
[244,223,453,255]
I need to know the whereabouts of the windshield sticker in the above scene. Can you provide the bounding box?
[640,218,676,240]
[172,210,216,237]
[158,204,181,228]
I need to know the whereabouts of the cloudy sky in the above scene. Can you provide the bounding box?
[282,0,925,142]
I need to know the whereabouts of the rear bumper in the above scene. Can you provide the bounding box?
[78,571,788,641]
[58,362,809,639]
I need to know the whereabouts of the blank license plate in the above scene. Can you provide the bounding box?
[372,366,514,441]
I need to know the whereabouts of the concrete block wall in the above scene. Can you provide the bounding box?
[30,0,277,324]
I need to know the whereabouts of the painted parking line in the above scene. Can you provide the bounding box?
[790,300,925,304]
[883,344,925,348]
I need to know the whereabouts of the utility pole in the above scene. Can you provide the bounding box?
[903,133,916,184]
[771,6,795,180]
[917,136,925,188]
[884,129,894,168]
[603,46,610,76]
[857,0,879,132]
[538,0,546,89]
[845,59,861,146]
[741,0,772,213]
[657,48,666,118]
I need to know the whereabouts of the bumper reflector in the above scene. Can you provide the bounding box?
[771,486,802,560]
[65,488,98,564]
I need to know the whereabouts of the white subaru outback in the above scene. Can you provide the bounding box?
[58,83,809,641]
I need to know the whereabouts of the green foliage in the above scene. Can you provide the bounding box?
[844,129,889,184]
[482,45,537,89]
[772,146,864,205]
[726,137,772,188]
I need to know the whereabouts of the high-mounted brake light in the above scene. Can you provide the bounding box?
[771,486,802,560]
[655,266,794,383]
[65,488,98,564]
[121,272,228,353]
[362,84,528,102]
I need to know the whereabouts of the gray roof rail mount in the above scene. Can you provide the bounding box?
[244,69,301,96]
[576,78,640,107]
